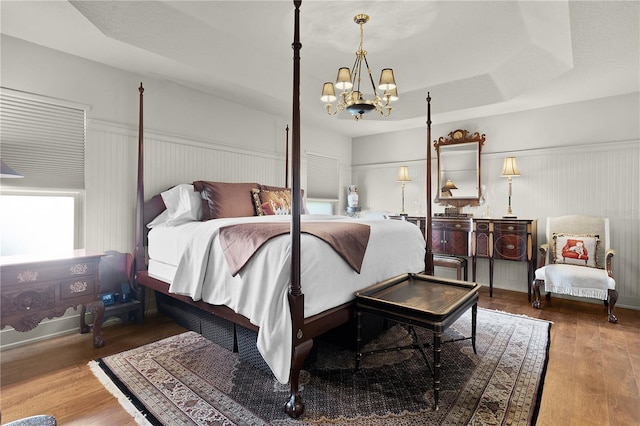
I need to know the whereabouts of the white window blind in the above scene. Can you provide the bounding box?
[0,88,86,189]
[306,152,339,200]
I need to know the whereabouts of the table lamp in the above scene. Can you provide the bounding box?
[396,166,411,215]
[500,157,520,218]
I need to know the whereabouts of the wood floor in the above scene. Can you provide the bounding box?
[1,287,639,425]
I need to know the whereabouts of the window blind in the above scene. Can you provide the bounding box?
[306,152,339,200]
[0,88,86,189]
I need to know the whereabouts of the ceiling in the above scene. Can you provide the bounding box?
[2,1,638,138]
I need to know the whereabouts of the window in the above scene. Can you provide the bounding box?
[0,192,82,256]
[305,200,334,215]
[0,88,86,256]
[306,153,339,200]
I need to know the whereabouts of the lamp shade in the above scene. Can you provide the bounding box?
[378,68,396,91]
[396,165,411,182]
[320,82,337,103]
[0,159,23,178]
[442,179,458,190]
[335,67,353,90]
[500,157,521,177]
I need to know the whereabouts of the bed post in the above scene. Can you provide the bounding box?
[134,83,146,273]
[285,124,289,188]
[425,92,434,274]
[284,0,312,419]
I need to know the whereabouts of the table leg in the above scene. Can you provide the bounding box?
[489,257,494,297]
[80,301,106,348]
[472,256,477,282]
[471,303,477,354]
[355,310,362,371]
[433,331,442,411]
[527,260,534,303]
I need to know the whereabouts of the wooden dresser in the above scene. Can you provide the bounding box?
[0,250,106,347]
[472,219,537,299]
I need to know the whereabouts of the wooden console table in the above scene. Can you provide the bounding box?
[471,219,537,299]
[0,250,106,348]
[355,274,479,410]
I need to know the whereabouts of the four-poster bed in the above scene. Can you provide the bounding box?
[133,1,434,418]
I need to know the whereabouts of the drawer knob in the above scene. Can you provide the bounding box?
[507,226,515,231]
[506,244,515,250]
[455,224,461,228]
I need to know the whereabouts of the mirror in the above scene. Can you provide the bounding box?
[434,129,485,209]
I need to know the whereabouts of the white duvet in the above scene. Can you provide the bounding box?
[151,214,425,383]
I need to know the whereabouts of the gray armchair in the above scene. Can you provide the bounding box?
[532,215,618,323]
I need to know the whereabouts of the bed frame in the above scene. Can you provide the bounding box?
[133,1,434,418]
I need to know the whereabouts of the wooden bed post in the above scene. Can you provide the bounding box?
[285,124,289,188]
[425,92,434,275]
[284,0,312,419]
[134,83,145,273]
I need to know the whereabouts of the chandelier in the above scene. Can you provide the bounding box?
[320,14,397,121]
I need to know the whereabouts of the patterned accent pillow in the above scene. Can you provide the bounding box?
[552,233,599,268]
[252,189,292,215]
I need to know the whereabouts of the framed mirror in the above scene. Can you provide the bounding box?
[434,129,485,209]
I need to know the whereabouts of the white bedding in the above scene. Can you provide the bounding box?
[148,214,426,383]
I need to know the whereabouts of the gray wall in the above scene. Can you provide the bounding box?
[351,93,639,309]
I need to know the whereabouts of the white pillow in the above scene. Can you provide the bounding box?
[160,184,202,226]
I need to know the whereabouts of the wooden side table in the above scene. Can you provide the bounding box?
[472,218,537,299]
[0,250,106,348]
[355,273,480,410]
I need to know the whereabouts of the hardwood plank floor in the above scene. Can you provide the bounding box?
[1,287,639,425]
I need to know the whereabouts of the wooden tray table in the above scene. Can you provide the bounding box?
[355,273,480,410]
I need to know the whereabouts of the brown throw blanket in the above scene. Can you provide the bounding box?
[219,222,371,276]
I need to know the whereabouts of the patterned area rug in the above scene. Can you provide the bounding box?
[90,308,550,425]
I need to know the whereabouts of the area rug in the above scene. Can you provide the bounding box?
[89,308,550,425]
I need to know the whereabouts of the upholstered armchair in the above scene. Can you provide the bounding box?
[532,215,618,323]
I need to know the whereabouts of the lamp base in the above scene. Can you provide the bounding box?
[502,214,517,218]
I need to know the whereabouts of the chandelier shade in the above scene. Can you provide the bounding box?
[320,83,337,103]
[321,14,397,120]
[378,69,397,91]
[335,68,353,90]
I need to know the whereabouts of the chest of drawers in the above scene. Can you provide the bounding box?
[0,250,105,347]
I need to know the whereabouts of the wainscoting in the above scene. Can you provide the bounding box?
[84,120,286,254]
